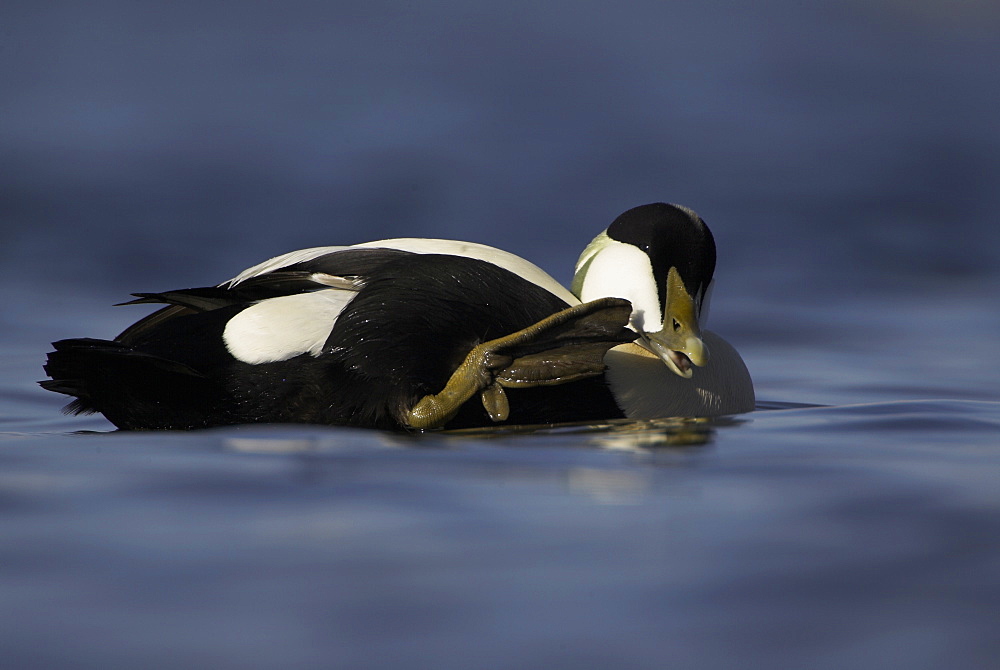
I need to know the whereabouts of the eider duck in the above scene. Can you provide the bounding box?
[41,203,754,430]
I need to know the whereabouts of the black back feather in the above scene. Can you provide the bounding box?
[318,253,623,428]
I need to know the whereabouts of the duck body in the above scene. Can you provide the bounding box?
[42,204,754,430]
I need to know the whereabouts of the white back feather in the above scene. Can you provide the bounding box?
[228,238,577,304]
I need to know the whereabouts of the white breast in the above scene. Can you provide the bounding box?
[604,332,755,418]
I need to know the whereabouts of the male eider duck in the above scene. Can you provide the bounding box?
[41,203,754,430]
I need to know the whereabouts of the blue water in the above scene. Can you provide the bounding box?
[3,1,1000,668]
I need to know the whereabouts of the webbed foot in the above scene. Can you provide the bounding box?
[405,297,633,429]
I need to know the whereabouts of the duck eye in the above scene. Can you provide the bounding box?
[672,318,681,332]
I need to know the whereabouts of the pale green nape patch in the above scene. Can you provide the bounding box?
[570,231,613,297]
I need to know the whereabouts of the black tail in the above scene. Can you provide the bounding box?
[41,338,223,430]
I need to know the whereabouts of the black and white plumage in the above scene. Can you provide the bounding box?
[41,203,754,430]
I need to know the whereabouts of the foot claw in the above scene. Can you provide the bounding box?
[481,384,509,422]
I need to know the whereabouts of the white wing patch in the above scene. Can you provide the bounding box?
[223,289,356,364]
[227,238,578,304]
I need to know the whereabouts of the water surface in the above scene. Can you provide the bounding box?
[3,1,999,668]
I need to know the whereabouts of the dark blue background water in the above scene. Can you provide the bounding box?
[2,2,999,668]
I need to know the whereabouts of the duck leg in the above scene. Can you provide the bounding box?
[405,297,634,429]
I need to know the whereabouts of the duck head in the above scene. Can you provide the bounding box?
[571,203,716,378]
